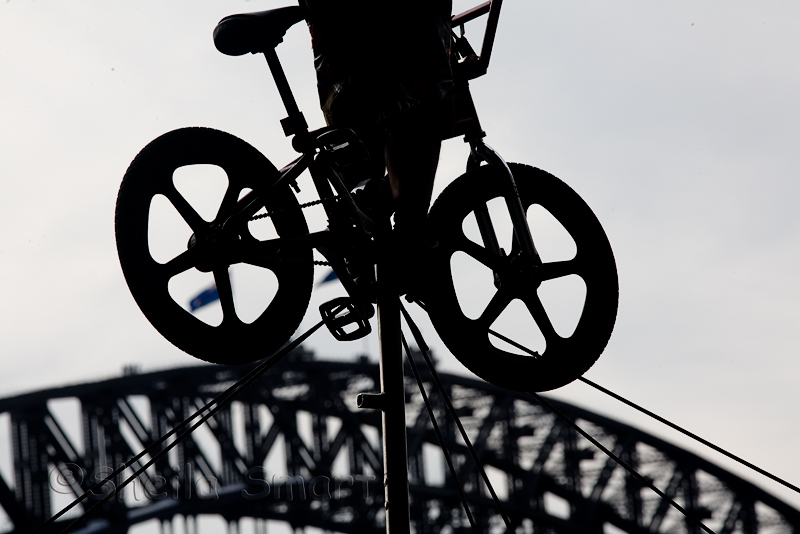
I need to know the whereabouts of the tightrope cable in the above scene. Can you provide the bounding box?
[400,302,514,533]
[36,319,326,534]
[577,376,800,495]
[401,332,479,534]
[484,325,800,496]
[412,299,722,531]
[529,391,717,534]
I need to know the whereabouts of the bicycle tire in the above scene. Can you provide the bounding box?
[426,163,618,392]
[115,127,313,364]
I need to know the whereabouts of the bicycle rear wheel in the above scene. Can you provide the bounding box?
[426,163,618,392]
[115,127,312,364]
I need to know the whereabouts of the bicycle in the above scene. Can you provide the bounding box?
[114,1,618,393]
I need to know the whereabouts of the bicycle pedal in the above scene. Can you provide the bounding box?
[319,297,372,341]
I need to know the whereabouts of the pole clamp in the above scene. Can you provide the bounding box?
[357,393,387,411]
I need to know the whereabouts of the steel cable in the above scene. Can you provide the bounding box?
[528,392,717,534]
[400,302,514,533]
[35,319,327,534]
[412,299,720,531]
[401,332,479,534]
[485,326,800,495]
[577,376,800,495]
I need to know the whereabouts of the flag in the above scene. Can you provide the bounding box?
[317,269,339,286]
[189,285,219,311]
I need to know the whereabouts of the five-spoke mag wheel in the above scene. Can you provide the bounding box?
[115,128,312,364]
[426,163,618,392]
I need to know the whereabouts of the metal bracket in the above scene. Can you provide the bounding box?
[356,392,387,411]
[319,297,372,341]
[280,113,308,137]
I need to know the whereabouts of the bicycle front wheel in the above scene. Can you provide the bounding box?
[115,127,313,364]
[426,163,618,392]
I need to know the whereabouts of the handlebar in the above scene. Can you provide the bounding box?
[451,0,503,80]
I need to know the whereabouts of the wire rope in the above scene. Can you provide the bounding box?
[412,299,718,530]
[577,376,800,495]
[35,318,327,534]
[484,325,800,495]
[400,302,514,533]
[528,391,717,534]
[401,332,479,534]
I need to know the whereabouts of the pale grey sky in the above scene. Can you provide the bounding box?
[2,1,800,526]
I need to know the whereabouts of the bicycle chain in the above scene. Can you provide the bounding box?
[249,195,341,221]
[247,195,342,267]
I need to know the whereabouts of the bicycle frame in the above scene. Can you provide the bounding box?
[450,0,541,262]
[114,4,619,476]
[221,0,540,304]
[451,0,503,80]
[217,121,379,315]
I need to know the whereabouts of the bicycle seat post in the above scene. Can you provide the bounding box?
[213,7,308,137]
[263,48,308,138]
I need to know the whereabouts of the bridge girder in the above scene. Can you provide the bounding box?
[0,349,796,533]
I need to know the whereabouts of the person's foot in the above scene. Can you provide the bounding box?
[316,226,377,303]
[351,175,395,223]
[345,253,377,301]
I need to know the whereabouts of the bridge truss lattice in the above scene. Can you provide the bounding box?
[0,349,797,534]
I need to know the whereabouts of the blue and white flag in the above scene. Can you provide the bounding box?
[189,285,219,311]
[317,269,339,286]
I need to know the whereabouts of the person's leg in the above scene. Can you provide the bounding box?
[380,120,441,297]
[385,117,441,243]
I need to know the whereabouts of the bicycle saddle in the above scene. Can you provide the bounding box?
[213,6,305,56]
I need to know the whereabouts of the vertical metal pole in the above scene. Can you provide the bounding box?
[376,263,411,534]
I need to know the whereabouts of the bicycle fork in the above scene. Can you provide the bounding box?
[467,139,541,265]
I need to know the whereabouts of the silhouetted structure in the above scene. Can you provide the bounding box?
[0,349,797,533]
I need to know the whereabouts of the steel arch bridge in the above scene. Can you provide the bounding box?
[0,348,797,534]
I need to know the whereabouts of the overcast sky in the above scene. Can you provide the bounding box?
[2,0,800,527]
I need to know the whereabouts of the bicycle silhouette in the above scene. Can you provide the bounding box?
[115,2,618,392]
